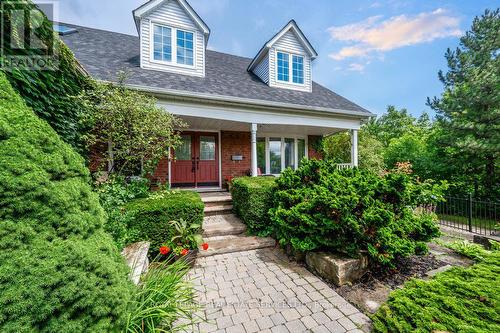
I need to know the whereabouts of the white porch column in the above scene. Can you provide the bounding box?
[251,123,258,176]
[350,129,358,167]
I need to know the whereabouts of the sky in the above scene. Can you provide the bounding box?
[57,0,499,117]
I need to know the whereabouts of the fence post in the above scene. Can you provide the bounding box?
[468,193,473,232]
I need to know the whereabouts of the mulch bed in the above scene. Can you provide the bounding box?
[358,253,448,289]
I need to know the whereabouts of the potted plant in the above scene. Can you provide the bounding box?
[159,219,208,267]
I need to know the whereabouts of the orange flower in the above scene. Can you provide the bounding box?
[159,246,170,255]
[201,243,209,251]
[180,249,189,256]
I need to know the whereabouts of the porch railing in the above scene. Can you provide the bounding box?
[336,163,353,170]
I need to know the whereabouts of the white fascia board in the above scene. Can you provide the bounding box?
[133,0,210,38]
[121,82,374,119]
[266,21,318,59]
[158,99,363,130]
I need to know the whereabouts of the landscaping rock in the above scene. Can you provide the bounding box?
[122,241,150,285]
[305,252,368,286]
[425,264,453,278]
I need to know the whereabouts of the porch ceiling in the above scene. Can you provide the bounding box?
[177,115,346,136]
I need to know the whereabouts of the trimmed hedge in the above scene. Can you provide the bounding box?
[0,72,133,332]
[125,191,204,251]
[372,249,500,332]
[270,159,442,268]
[231,176,276,236]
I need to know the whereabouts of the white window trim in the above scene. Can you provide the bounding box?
[275,49,305,86]
[150,21,196,69]
[258,135,308,175]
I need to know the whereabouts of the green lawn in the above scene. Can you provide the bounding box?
[372,249,500,333]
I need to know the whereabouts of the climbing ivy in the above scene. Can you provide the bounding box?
[0,0,92,151]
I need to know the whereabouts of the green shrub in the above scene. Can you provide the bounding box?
[0,71,134,332]
[372,249,500,332]
[270,159,444,268]
[0,0,92,150]
[95,176,150,249]
[125,191,204,252]
[231,176,276,235]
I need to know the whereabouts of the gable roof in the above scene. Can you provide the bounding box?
[132,0,210,38]
[248,20,318,72]
[60,24,372,118]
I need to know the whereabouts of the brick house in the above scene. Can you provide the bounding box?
[60,0,373,189]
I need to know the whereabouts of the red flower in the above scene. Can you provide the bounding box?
[180,249,189,256]
[159,246,170,255]
[201,243,209,251]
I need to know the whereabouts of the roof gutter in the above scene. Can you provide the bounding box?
[120,82,374,119]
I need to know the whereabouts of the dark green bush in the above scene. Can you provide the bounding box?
[270,159,443,268]
[125,191,204,252]
[372,249,500,332]
[0,72,134,332]
[231,176,276,236]
[0,0,92,150]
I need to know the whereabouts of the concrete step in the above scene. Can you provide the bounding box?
[204,204,233,216]
[203,214,247,237]
[201,192,233,208]
[199,235,275,257]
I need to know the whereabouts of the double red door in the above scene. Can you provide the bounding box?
[171,132,219,187]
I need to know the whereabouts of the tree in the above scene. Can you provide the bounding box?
[79,76,185,176]
[427,9,499,197]
[323,130,385,173]
[364,106,420,146]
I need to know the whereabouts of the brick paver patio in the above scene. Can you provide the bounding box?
[186,248,371,332]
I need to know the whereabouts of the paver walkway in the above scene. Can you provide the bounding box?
[186,248,371,333]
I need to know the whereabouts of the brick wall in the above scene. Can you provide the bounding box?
[221,131,251,184]
[308,135,324,160]
[151,156,169,184]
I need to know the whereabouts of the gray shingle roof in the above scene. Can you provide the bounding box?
[60,24,372,117]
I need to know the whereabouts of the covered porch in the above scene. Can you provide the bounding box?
[162,112,360,189]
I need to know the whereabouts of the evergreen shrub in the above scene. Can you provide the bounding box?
[125,191,204,251]
[372,249,500,332]
[0,72,133,332]
[270,159,444,268]
[231,176,276,235]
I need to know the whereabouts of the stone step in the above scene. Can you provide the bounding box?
[204,204,233,216]
[204,199,233,208]
[203,214,247,237]
[199,235,275,257]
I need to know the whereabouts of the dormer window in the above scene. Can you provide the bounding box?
[151,23,195,67]
[276,51,304,85]
[292,55,304,84]
[153,25,172,62]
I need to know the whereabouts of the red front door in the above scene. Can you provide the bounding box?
[171,132,219,187]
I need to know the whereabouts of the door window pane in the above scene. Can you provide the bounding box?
[200,136,215,160]
[176,135,191,160]
[297,139,306,166]
[257,138,266,174]
[269,138,281,174]
[284,138,295,169]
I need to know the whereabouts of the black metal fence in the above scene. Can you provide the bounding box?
[436,195,499,236]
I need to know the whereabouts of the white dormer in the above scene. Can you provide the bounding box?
[248,20,317,92]
[133,0,210,77]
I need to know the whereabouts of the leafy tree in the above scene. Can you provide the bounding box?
[427,9,500,197]
[364,106,421,146]
[79,77,185,176]
[384,132,432,178]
